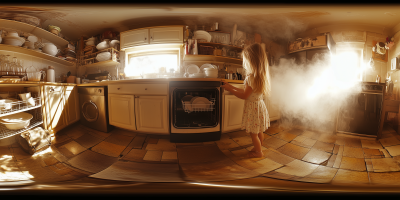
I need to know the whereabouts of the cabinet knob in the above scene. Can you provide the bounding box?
[145,88,147,90]
[117,88,120,90]
[151,36,153,40]
[145,37,147,40]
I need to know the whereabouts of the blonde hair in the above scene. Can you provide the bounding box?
[242,43,271,97]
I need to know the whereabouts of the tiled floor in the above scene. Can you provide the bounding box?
[2,121,400,194]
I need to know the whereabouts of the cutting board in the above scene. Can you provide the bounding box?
[372,40,388,62]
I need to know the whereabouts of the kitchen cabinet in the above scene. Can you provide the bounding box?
[135,96,168,133]
[264,96,280,121]
[120,26,184,50]
[108,94,136,130]
[108,83,169,134]
[222,94,245,133]
[43,85,80,134]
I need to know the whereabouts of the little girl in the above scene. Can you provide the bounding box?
[221,43,271,158]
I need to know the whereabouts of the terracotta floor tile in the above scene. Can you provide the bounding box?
[147,137,159,144]
[343,137,362,148]
[333,144,340,155]
[104,132,134,147]
[74,133,104,149]
[66,150,118,174]
[40,153,60,166]
[274,131,297,142]
[363,148,384,159]
[9,147,31,161]
[91,141,126,158]
[263,171,295,180]
[49,162,74,176]
[234,158,264,170]
[371,158,400,172]
[130,135,146,149]
[369,171,400,185]
[312,141,335,153]
[361,139,384,149]
[146,139,176,151]
[277,143,310,160]
[285,128,304,136]
[302,148,331,164]
[263,136,287,150]
[177,145,228,164]
[109,128,137,137]
[52,133,71,145]
[317,133,337,144]
[50,146,68,162]
[265,126,281,135]
[334,136,347,146]
[232,136,253,146]
[292,135,307,143]
[180,159,259,182]
[380,148,392,158]
[331,169,369,185]
[298,165,338,183]
[365,158,374,172]
[143,150,163,161]
[326,154,337,167]
[299,138,317,148]
[379,136,400,147]
[300,130,320,140]
[262,148,295,165]
[226,130,248,138]
[121,149,147,162]
[253,158,283,174]
[65,126,87,139]
[339,156,366,171]
[342,146,364,158]
[230,148,249,158]
[275,159,319,177]
[61,140,86,155]
[215,137,240,150]
[161,151,177,160]
[89,161,183,182]
[385,145,400,157]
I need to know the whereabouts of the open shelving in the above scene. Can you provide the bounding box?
[183,54,242,65]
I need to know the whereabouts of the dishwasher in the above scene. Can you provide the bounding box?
[0,84,43,146]
[78,86,113,133]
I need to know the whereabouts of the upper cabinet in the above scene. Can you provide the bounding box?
[120,26,184,50]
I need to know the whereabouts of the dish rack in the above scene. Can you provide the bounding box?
[182,98,215,113]
[81,47,120,66]
[0,91,43,140]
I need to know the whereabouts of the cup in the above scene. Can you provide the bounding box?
[76,77,81,84]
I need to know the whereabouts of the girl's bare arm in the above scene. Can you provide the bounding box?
[221,80,252,100]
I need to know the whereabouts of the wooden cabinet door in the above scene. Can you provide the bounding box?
[43,85,67,133]
[135,96,168,134]
[108,94,136,130]
[222,95,245,133]
[120,28,149,50]
[264,96,280,121]
[64,85,80,125]
[149,27,183,44]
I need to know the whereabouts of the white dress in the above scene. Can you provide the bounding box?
[241,76,270,134]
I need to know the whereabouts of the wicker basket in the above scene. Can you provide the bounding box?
[199,45,214,55]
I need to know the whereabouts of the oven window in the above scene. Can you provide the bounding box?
[172,88,219,128]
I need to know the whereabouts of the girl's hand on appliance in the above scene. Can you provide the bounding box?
[221,80,230,90]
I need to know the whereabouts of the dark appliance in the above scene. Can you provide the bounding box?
[336,82,384,138]
[169,81,221,143]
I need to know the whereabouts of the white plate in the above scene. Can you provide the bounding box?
[186,64,200,74]
[191,97,211,109]
[200,64,216,72]
[193,31,211,42]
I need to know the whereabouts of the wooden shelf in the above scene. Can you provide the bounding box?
[0,44,75,66]
[197,42,243,51]
[81,60,120,68]
[0,19,69,48]
[183,54,242,64]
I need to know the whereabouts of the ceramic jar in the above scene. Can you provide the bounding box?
[42,43,58,56]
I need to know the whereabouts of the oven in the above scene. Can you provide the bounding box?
[336,82,384,138]
[169,81,221,143]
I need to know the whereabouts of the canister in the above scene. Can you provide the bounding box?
[47,66,55,82]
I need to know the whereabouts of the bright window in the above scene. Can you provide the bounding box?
[125,47,181,77]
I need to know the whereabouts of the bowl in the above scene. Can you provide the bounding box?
[18,92,31,101]
[96,52,111,62]
[0,112,32,130]
[7,31,19,37]
[96,40,110,50]
[109,40,120,48]
[0,99,14,110]
[3,37,25,46]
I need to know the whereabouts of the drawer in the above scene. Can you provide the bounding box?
[109,83,168,95]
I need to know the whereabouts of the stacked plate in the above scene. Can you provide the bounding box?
[96,52,111,62]
[193,30,211,42]
[3,31,25,46]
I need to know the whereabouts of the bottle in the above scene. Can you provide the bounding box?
[47,66,55,82]
[193,40,198,55]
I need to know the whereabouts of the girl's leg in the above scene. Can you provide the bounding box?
[251,132,264,152]
[248,133,263,158]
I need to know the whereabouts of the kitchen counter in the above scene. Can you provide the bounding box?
[76,78,244,87]
[0,80,77,86]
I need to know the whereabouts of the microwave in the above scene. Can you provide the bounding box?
[391,57,399,70]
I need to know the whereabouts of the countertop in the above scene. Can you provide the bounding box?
[0,78,244,87]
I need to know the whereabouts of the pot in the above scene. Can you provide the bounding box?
[42,43,58,56]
